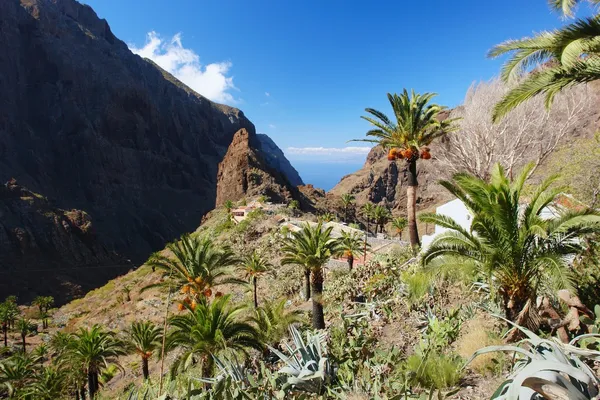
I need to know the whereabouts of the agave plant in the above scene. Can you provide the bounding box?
[467,315,600,399]
[269,325,333,394]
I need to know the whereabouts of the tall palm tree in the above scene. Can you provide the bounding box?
[240,250,273,308]
[335,231,368,270]
[340,194,355,223]
[489,1,600,121]
[354,90,457,248]
[391,217,408,239]
[126,321,163,381]
[361,202,375,235]
[66,325,126,398]
[166,295,261,378]
[421,163,600,323]
[0,304,10,347]
[144,234,242,301]
[372,205,391,234]
[281,222,339,329]
[250,299,304,349]
[16,318,31,353]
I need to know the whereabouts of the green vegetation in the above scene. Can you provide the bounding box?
[489,0,600,121]
[240,250,273,308]
[421,163,600,324]
[281,222,340,329]
[126,321,163,380]
[353,89,459,248]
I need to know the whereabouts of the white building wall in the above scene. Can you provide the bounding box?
[421,198,472,251]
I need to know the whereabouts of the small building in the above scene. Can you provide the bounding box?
[231,206,256,223]
[421,198,472,251]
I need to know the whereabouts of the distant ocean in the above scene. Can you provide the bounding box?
[292,162,364,192]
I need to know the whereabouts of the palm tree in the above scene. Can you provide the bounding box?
[240,250,273,308]
[32,296,53,316]
[354,90,457,248]
[421,163,600,324]
[223,200,234,214]
[335,231,368,270]
[340,194,355,223]
[250,299,304,349]
[16,318,31,353]
[66,325,126,398]
[391,217,408,239]
[144,234,242,301]
[281,222,339,329]
[32,344,49,365]
[361,202,375,235]
[489,1,600,121]
[372,205,391,234]
[0,352,36,398]
[166,295,261,377]
[0,304,10,347]
[22,364,68,400]
[126,321,163,381]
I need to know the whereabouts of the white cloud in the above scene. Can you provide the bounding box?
[285,146,372,163]
[265,92,270,97]
[268,124,276,129]
[130,32,236,104]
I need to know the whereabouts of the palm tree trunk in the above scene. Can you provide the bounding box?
[347,254,354,271]
[310,267,326,329]
[303,269,311,301]
[2,324,6,347]
[21,333,26,352]
[79,386,86,400]
[406,159,420,248]
[88,369,98,399]
[253,276,258,308]
[142,357,149,380]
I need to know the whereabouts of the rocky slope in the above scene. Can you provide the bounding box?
[0,0,298,292]
[216,129,298,206]
[329,145,453,215]
[256,134,304,187]
[0,179,123,302]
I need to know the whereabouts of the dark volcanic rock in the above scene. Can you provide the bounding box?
[0,179,123,303]
[0,0,255,268]
[256,134,304,186]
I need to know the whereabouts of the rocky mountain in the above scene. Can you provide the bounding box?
[329,145,453,215]
[256,134,304,187]
[216,129,298,206]
[0,179,123,302]
[0,0,299,298]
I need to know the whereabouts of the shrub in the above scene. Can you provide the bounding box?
[456,316,504,375]
[405,351,463,390]
[400,271,432,308]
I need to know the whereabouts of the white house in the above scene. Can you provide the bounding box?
[421,198,472,251]
[420,194,584,252]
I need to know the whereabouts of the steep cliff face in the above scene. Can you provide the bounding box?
[0,0,254,267]
[329,145,452,213]
[256,134,304,187]
[215,129,297,206]
[0,179,123,302]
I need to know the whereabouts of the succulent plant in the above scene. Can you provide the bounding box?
[268,326,333,394]
[467,315,600,400]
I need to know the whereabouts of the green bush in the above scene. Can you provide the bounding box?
[401,271,433,308]
[405,351,463,390]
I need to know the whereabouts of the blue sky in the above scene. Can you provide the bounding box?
[82,0,592,174]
